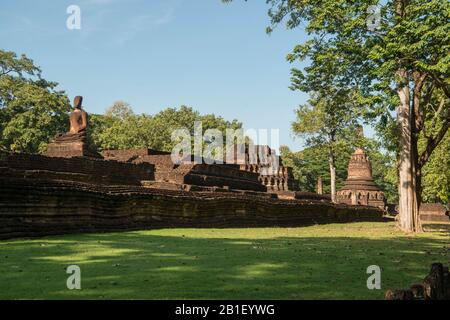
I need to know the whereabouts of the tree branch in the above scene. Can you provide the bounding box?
[429,98,446,135]
[431,73,450,100]
[418,116,450,169]
[421,82,435,139]
[413,71,427,133]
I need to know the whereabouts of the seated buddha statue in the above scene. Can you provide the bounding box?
[69,96,88,135]
[56,96,88,142]
[45,95,102,158]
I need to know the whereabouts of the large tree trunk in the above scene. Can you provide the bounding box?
[411,72,425,232]
[329,152,336,203]
[396,69,422,232]
[411,133,423,232]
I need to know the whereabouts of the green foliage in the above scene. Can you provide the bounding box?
[104,100,134,120]
[90,103,242,153]
[266,0,449,151]
[0,50,71,153]
[416,89,450,204]
[292,88,359,144]
[290,90,365,200]
[367,144,399,204]
[421,130,450,204]
[280,144,352,193]
[265,0,449,91]
[291,91,363,147]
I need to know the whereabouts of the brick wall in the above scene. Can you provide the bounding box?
[103,151,266,191]
[0,176,385,239]
[0,152,154,185]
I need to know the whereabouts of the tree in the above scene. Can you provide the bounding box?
[280,144,352,195]
[91,101,153,151]
[105,100,134,120]
[225,0,449,232]
[90,103,243,153]
[0,50,70,153]
[421,120,450,204]
[291,90,360,202]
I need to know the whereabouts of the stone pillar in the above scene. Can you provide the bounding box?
[351,191,357,205]
[316,176,323,195]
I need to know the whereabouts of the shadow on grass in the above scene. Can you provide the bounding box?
[0,226,448,300]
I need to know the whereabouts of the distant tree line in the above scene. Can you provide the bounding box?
[88,101,242,153]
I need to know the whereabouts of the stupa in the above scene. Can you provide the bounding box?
[336,147,386,209]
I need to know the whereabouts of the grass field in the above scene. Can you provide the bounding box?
[0,222,448,299]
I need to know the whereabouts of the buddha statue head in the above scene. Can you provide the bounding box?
[74,96,83,109]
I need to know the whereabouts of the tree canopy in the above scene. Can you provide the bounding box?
[0,50,70,153]
[90,102,243,153]
[291,89,362,202]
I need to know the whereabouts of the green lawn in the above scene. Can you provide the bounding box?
[0,222,448,299]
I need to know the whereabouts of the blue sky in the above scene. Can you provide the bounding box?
[2,0,329,151]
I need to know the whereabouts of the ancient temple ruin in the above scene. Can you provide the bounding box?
[337,147,386,209]
[44,97,298,193]
[0,96,385,239]
[233,145,298,192]
[102,148,267,192]
[102,141,298,193]
[419,203,450,227]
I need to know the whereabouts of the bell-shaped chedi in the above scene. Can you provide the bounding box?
[337,147,386,209]
[44,96,101,158]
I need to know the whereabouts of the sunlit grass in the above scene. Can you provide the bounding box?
[0,222,448,299]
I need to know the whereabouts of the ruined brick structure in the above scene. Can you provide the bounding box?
[337,148,386,209]
[0,165,384,239]
[0,141,383,240]
[385,263,450,300]
[102,148,266,192]
[0,97,386,239]
[228,145,298,192]
[103,145,300,194]
[0,151,154,186]
[419,203,449,223]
